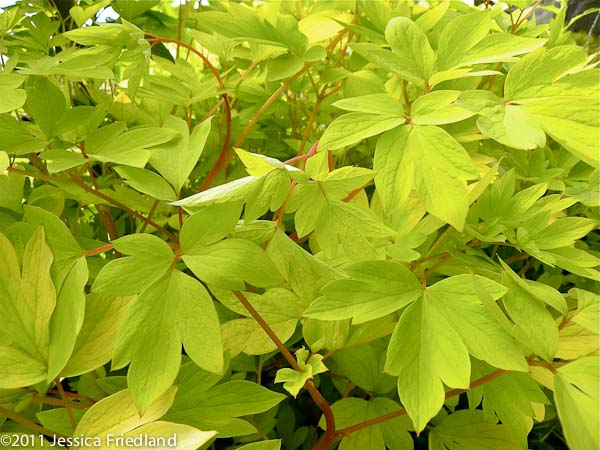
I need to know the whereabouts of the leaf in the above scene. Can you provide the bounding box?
[457,90,545,150]
[477,369,549,447]
[182,238,282,290]
[304,260,421,323]
[434,10,491,71]
[501,261,559,361]
[172,176,261,209]
[165,368,285,425]
[86,122,178,168]
[113,270,223,412]
[275,348,328,397]
[113,274,181,413]
[351,43,427,85]
[72,386,215,450]
[504,46,586,101]
[411,90,474,125]
[0,87,26,113]
[47,257,88,381]
[332,94,405,116]
[237,441,282,450]
[318,112,405,152]
[221,288,306,356]
[415,1,449,32]
[267,53,304,81]
[321,397,413,450]
[572,289,600,334]
[534,217,598,249]
[180,202,243,252]
[554,357,600,450]
[384,16,434,82]
[0,345,46,388]
[329,343,396,394]
[17,226,56,362]
[429,410,521,450]
[116,421,216,450]
[114,166,177,201]
[63,293,135,377]
[428,275,528,371]
[150,116,212,192]
[375,125,476,230]
[26,76,67,137]
[459,33,547,67]
[175,271,223,374]
[520,97,599,167]
[385,294,471,432]
[92,234,174,296]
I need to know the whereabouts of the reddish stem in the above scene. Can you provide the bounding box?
[334,369,506,438]
[145,34,232,192]
[83,243,114,257]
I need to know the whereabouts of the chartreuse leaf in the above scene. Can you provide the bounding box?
[459,33,546,67]
[329,342,396,394]
[501,261,559,361]
[92,233,173,296]
[320,397,413,450]
[182,238,282,290]
[114,166,177,201]
[18,226,56,359]
[415,1,448,32]
[0,231,43,364]
[501,46,599,166]
[318,112,405,152]
[0,345,46,388]
[0,114,46,155]
[384,16,434,82]
[47,256,88,381]
[457,90,545,150]
[554,357,600,450]
[113,270,223,412]
[72,386,217,450]
[180,202,243,252]
[305,261,421,324]
[236,148,297,177]
[86,122,178,168]
[315,166,374,198]
[385,294,471,432]
[428,275,528,371]
[220,288,307,356]
[410,91,474,125]
[63,293,135,377]
[571,289,600,334]
[475,368,549,447]
[37,406,85,436]
[275,348,328,397]
[429,410,521,450]
[172,176,261,210]
[434,10,491,72]
[26,76,67,138]
[175,271,223,375]
[534,217,598,249]
[504,46,586,102]
[332,94,404,116]
[375,125,477,230]
[164,362,285,436]
[150,116,212,193]
[0,83,25,113]
[521,96,599,167]
[237,441,281,450]
[0,150,8,174]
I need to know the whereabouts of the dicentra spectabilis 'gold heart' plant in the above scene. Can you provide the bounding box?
[0,1,598,449]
